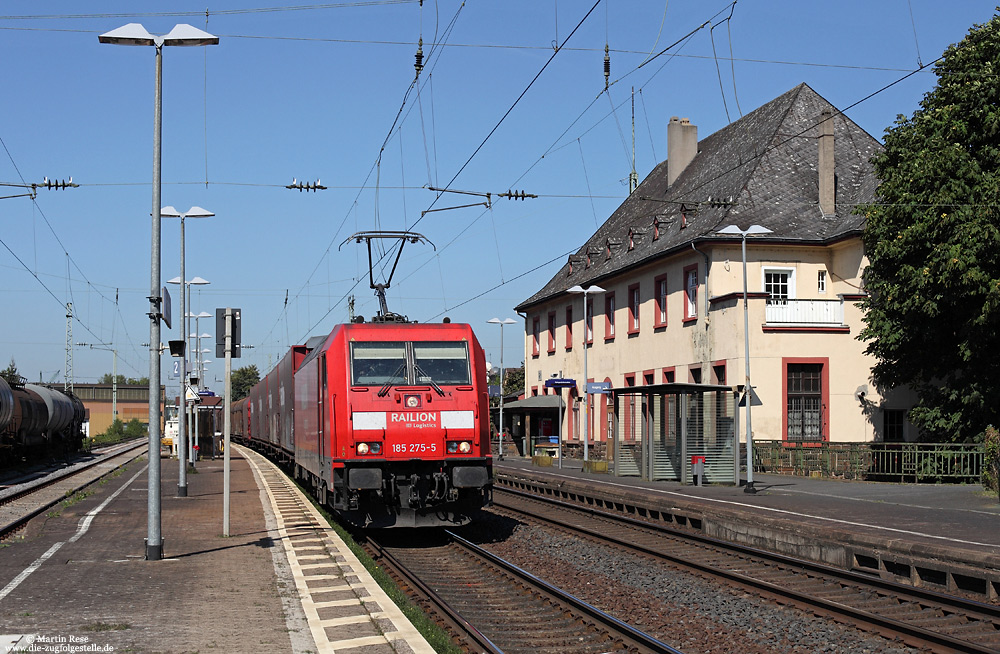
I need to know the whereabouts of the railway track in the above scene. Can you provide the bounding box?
[0,440,146,541]
[492,486,1000,654]
[364,528,683,654]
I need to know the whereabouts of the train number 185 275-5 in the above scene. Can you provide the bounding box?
[391,442,438,454]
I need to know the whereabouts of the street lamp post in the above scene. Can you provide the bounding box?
[487,318,516,459]
[168,276,210,479]
[189,322,212,465]
[566,284,605,463]
[717,224,772,494]
[100,22,218,561]
[163,206,213,497]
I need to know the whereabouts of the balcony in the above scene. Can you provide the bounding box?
[765,298,845,327]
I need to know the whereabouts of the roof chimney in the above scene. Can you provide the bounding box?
[818,109,835,215]
[667,116,697,186]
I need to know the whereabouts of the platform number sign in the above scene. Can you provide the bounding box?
[215,308,242,358]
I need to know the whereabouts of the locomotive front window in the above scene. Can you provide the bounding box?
[351,343,407,385]
[413,341,471,385]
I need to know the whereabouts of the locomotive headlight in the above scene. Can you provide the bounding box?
[357,442,370,455]
[369,442,382,455]
[447,441,458,453]
[459,441,472,453]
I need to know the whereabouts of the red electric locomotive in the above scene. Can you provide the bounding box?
[233,231,493,527]
[293,320,492,527]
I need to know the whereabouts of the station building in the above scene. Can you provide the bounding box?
[514,83,918,454]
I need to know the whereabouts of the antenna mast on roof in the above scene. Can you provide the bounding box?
[339,231,435,323]
[629,87,638,195]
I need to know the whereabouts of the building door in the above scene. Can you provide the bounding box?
[787,363,823,441]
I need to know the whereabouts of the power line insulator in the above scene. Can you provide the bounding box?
[286,178,327,192]
[604,44,610,90]
[414,37,424,76]
[499,189,537,201]
[40,176,77,190]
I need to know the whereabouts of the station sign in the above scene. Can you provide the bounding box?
[587,381,611,394]
[543,377,577,389]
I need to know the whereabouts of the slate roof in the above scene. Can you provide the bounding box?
[516,83,882,312]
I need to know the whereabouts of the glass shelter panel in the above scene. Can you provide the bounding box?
[611,384,738,485]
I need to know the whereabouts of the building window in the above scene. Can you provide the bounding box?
[585,298,594,345]
[883,409,905,442]
[764,268,795,305]
[684,265,698,321]
[547,312,556,354]
[531,317,540,357]
[787,363,824,441]
[818,270,827,294]
[654,274,668,328]
[627,284,640,335]
[663,367,675,383]
[605,293,616,341]
[712,363,726,385]
[565,306,573,350]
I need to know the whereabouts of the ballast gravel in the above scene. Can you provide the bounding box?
[461,510,923,654]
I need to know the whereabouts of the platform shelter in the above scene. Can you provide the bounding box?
[610,383,740,485]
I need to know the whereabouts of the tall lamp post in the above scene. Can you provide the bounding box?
[566,284,605,462]
[100,22,218,561]
[487,318,516,459]
[717,224,772,494]
[168,276,211,481]
[163,206,213,496]
[187,320,213,464]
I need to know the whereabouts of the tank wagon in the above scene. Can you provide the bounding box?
[0,376,86,466]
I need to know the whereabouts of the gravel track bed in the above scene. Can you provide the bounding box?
[457,509,923,654]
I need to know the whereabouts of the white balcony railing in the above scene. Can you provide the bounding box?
[765,299,844,326]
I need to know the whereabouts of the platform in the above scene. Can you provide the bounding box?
[0,446,433,653]
[495,456,1000,601]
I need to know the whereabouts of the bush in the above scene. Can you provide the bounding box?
[92,418,147,446]
[982,425,999,495]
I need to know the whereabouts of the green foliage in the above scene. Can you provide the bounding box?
[99,373,148,385]
[983,425,1000,494]
[1,358,21,385]
[231,364,260,401]
[502,365,525,399]
[858,13,1000,442]
[94,418,147,445]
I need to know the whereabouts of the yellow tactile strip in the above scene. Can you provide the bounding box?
[240,446,434,654]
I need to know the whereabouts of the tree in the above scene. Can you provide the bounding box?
[232,364,260,401]
[502,364,525,399]
[1,358,21,385]
[859,12,1000,442]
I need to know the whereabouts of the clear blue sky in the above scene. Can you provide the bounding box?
[1,1,995,392]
